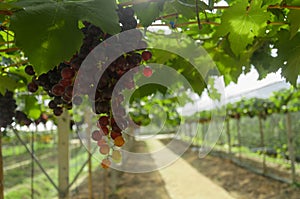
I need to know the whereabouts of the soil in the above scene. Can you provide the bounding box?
[71,140,171,199]
[165,139,300,199]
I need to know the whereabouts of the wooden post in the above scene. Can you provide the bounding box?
[225,119,231,155]
[31,128,35,199]
[57,110,70,199]
[0,132,4,199]
[84,111,93,199]
[202,123,205,146]
[258,117,266,174]
[285,112,296,183]
[236,118,241,160]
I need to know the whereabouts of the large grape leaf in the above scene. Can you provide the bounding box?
[275,30,300,85]
[133,1,164,27]
[10,0,120,75]
[288,10,300,39]
[64,0,120,34]
[216,1,270,56]
[10,2,83,74]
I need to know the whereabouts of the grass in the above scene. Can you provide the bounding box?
[3,143,55,166]
[4,145,101,199]
[182,135,300,170]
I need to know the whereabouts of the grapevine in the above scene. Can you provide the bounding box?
[23,5,152,168]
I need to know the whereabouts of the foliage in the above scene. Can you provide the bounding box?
[0,0,300,127]
[189,85,300,122]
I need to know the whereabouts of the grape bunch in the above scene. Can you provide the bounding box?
[15,110,32,126]
[25,62,76,116]
[0,91,17,129]
[24,6,153,168]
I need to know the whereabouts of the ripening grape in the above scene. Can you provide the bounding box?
[99,144,110,155]
[101,158,111,169]
[114,136,125,147]
[143,66,153,77]
[91,130,102,141]
[59,78,72,87]
[61,67,75,79]
[142,51,152,61]
[64,85,73,98]
[25,65,35,76]
[110,131,122,139]
[48,100,57,109]
[97,139,106,147]
[27,82,38,93]
[100,125,109,135]
[98,116,109,126]
[52,84,65,96]
[53,107,63,116]
[112,150,122,163]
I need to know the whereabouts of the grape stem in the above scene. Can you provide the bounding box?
[195,0,202,30]
[146,20,287,28]
[0,47,19,53]
[1,60,29,69]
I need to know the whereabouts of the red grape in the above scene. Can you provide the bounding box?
[61,67,75,79]
[100,125,109,135]
[142,51,152,61]
[91,130,102,141]
[52,84,65,96]
[27,82,38,93]
[110,131,122,139]
[98,116,109,126]
[25,65,35,76]
[53,107,63,116]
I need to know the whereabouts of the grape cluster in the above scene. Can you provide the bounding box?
[0,91,17,129]
[24,6,153,168]
[15,110,32,126]
[26,62,75,116]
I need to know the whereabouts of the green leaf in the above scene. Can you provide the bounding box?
[262,0,282,6]
[288,10,300,38]
[10,1,83,74]
[286,0,300,5]
[133,2,162,27]
[23,95,41,119]
[10,0,120,75]
[0,2,21,10]
[216,1,270,56]
[130,84,168,103]
[165,0,195,19]
[275,30,300,85]
[0,34,4,43]
[65,0,120,34]
[0,75,23,94]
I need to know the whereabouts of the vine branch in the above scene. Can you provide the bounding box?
[119,0,300,11]
[0,48,19,53]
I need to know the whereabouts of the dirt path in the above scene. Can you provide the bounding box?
[71,140,171,199]
[71,139,236,199]
[146,139,234,199]
[162,139,300,199]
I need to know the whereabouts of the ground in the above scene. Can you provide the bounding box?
[72,139,300,199]
[71,141,170,199]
